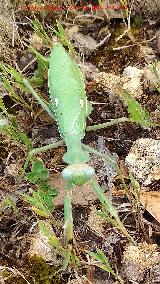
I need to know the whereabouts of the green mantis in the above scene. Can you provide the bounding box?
[48,43,95,186]
[24,42,99,186]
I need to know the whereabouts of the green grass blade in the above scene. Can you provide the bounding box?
[55,21,76,56]
[123,92,153,127]
[38,220,65,255]
[33,18,52,46]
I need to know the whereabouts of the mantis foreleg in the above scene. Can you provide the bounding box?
[22,139,64,176]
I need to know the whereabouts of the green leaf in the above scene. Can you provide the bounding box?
[30,59,47,87]
[28,45,48,67]
[1,195,19,215]
[31,207,50,217]
[55,21,76,56]
[0,97,8,115]
[123,92,152,127]
[129,172,141,198]
[39,181,59,212]
[33,18,52,46]
[24,178,59,217]
[88,248,115,274]
[16,131,32,149]
[27,160,49,183]
[26,171,40,184]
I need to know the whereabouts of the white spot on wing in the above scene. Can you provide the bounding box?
[55,98,58,107]
[80,98,83,108]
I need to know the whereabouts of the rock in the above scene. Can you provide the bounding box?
[0,0,18,60]
[93,67,144,99]
[89,137,118,189]
[128,0,160,18]
[143,61,160,91]
[5,163,20,177]
[28,222,62,264]
[144,263,160,284]
[93,72,121,93]
[29,33,43,51]
[0,116,9,129]
[139,45,156,62]
[87,206,105,235]
[122,66,144,99]
[18,53,35,71]
[121,243,160,283]
[16,109,33,134]
[79,62,99,80]
[66,25,97,56]
[125,138,160,185]
[66,25,110,56]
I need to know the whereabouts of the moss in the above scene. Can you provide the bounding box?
[91,22,142,74]
[25,256,61,284]
[2,256,62,284]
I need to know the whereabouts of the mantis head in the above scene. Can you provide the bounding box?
[62,164,95,186]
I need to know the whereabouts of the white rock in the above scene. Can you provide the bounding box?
[93,72,121,92]
[122,66,144,99]
[125,138,160,185]
[143,61,160,91]
[29,223,62,264]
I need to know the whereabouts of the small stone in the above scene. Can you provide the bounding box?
[5,163,20,177]
[49,175,97,206]
[122,66,144,99]
[29,33,43,50]
[79,62,99,80]
[93,72,121,93]
[87,206,105,235]
[143,61,160,91]
[121,243,160,283]
[139,45,156,62]
[125,138,160,185]
[29,222,62,264]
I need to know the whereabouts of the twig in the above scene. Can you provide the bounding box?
[113,44,136,50]
[21,58,37,73]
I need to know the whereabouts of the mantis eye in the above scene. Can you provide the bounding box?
[62,164,95,186]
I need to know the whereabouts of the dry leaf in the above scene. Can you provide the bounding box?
[140,191,160,223]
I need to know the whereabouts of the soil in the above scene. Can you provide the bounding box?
[0,1,160,284]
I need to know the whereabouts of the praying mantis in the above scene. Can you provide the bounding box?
[22,42,136,251]
[23,42,128,186]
